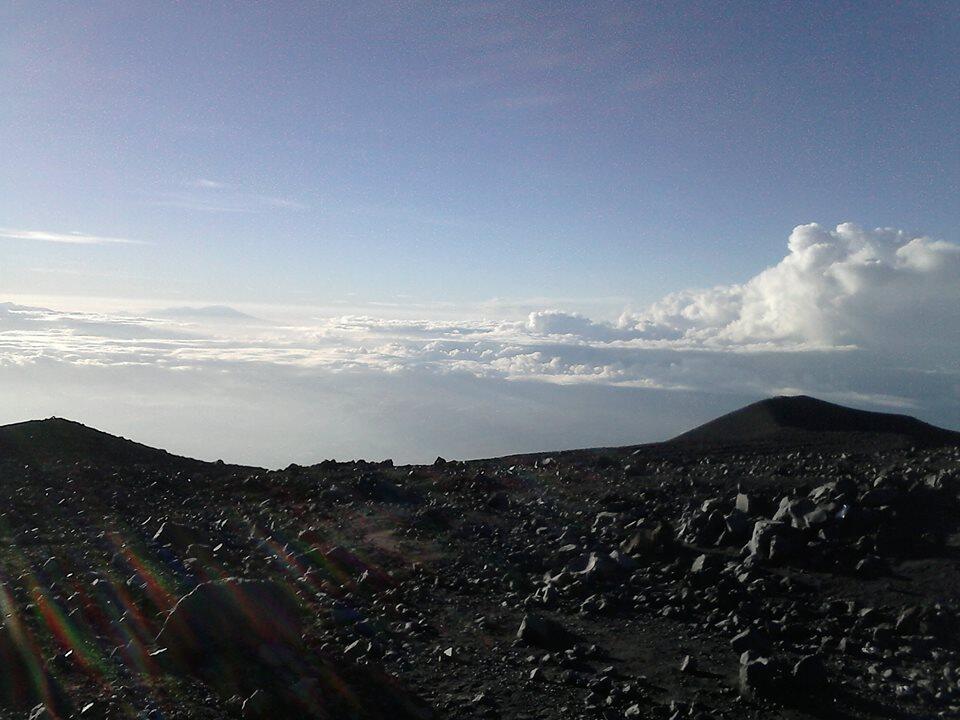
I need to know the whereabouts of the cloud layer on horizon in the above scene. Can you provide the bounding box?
[2,223,958,463]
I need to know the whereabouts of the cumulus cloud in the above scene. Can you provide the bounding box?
[2,222,958,462]
[623,223,960,354]
[523,310,635,342]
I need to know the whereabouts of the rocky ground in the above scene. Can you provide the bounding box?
[0,400,958,719]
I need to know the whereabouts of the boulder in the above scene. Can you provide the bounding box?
[152,522,204,551]
[620,520,675,559]
[517,614,575,651]
[592,512,620,531]
[486,491,510,510]
[745,521,800,563]
[156,578,304,672]
[808,482,837,502]
[735,493,763,516]
[739,653,782,699]
[802,504,836,529]
[723,510,752,542]
[792,654,828,691]
[731,628,770,655]
[768,532,802,564]
[690,553,723,580]
[772,497,815,528]
[855,555,887,577]
[569,551,628,585]
[861,487,901,507]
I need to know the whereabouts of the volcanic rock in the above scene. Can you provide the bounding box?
[517,614,576,651]
[739,653,782,699]
[0,397,957,719]
[156,578,303,671]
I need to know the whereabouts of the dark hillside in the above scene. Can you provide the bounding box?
[0,417,201,467]
[669,395,960,449]
[0,400,958,717]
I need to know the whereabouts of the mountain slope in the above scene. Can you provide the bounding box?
[669,395,960,448]
[0,417,199,467]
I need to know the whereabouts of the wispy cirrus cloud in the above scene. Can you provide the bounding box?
[186,178,230,189]
[149,195,257,213]
[0,228,147,245]
[149,182,307,213]
[151,196,307,212]
[257,195,307,210]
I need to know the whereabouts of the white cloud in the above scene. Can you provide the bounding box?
[524,310,628,341]
[1,222,958,462]
[623,223,960,353]
[0,228,147,245]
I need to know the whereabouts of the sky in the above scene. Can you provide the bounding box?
[1,2,959,465]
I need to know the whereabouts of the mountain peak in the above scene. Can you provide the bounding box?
[670,395,960,449]
[0,417,198,468]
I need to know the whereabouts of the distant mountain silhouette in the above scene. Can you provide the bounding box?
[153,305,258,321]
[0,418,202,467]
[670,395,960,448]
[4,396,958,469]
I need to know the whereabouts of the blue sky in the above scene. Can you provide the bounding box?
[3,1,957,309]
[1,3,958,463]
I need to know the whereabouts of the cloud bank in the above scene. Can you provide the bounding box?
[1,223,958,464]
[622,223,960,355]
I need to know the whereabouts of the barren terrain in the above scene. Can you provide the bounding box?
[0,397,958,719]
